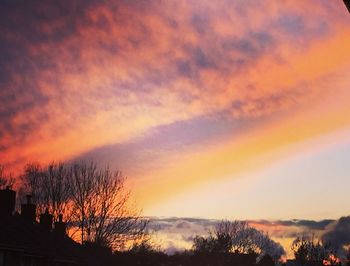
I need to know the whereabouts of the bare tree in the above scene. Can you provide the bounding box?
[215,221,257,254]
[21,163,42,200]
[193,220,284,261]
[20,161,147,250]
[21,162,71,222]
[69,162,147,250]
[0,164,15,189]
[69,162,99,244]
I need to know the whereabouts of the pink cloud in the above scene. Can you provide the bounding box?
[0,0,349,181]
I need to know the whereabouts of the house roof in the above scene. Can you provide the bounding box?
[0,214,82,264]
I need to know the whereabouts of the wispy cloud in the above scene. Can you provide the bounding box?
[1,1,350,218]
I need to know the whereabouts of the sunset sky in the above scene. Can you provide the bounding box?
[1,0,350,236]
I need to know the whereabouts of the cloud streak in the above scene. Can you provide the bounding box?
[1,0,350,218]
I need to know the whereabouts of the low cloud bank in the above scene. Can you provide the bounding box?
[146,217,336,256]
[322,216,350,256]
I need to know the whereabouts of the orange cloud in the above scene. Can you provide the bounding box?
[0,0,349,216]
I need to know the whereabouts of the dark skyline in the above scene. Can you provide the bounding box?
[1,0,350,258]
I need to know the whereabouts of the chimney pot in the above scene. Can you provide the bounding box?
[39,208,53,231]
[0,187,16,216]
[21,194,36,223]
[54,214,67,237]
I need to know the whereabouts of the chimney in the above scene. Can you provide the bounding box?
[21,195,36,223]
[39,208,53,231]
[0,186,16,216]
[54,214,67,237]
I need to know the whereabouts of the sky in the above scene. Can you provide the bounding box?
[144,215,350,260]
[1,0,350,245]
[147,217,336,258]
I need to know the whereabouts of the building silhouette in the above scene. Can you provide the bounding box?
[0,186,275,266]
[0,187,82,266]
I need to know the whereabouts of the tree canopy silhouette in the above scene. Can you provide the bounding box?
[20,161,147,250]
[291,235,340,266]
[192,220,284,261]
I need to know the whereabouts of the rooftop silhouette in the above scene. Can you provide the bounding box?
[0,187,83,266]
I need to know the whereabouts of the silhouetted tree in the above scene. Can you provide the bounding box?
[128,237,160,254]
[291,235,339,266]
[0,164,15,189]
[193,233,229,253]
[20,161,147,251]
[21,162,71,222]
[68,162,147,250]
[193,220,284,261]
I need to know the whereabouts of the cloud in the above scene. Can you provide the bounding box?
[145,217,350,258]
[250,220,335,239]
[146,217,218,253]
[1,0,350,218]
[322,216,350,252]
[146,217,336,256]
[284,220,333,230]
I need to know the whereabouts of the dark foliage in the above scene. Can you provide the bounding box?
[193,220,284,261]
[291,235,341,266]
